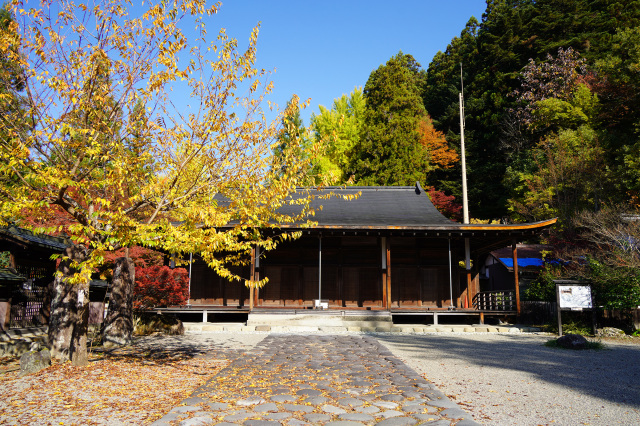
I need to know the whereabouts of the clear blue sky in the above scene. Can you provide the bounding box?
[210,0,488,124]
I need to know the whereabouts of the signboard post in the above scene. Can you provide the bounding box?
[555,280,596,336]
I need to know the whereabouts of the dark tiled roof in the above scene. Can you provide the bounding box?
[0,226,68,253]
[213,184,557,241]
[0,267,25,282]
[276,183,454,228]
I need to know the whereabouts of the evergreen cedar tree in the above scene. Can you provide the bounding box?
[424,0,640,218]
[308,71,461,218]
[350,53,433,186]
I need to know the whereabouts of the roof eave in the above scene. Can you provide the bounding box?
[229,217,558,234]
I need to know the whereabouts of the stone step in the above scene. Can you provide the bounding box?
[183,322,539,334]
[246,313,392,328]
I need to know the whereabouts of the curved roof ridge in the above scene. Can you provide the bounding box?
[295,182,453,227]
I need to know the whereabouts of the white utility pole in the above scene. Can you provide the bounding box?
[459,64,470,225]
[460,64,472,309]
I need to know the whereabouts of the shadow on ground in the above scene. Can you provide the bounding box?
[374,333,640,407]
[90,334,255,364]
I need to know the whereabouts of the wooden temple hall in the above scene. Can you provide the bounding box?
[183,183,556,323]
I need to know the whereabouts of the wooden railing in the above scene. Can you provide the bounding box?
[473,290,516,311]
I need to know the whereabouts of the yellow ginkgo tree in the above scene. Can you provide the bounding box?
[0,0,326,366]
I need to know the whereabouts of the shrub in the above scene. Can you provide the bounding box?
[134,265,189,310]
[545,316,593,335]
[587,258,640,310]
[133,312,184,336]
[524,267,557,301]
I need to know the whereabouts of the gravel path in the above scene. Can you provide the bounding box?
[375,333,640,425]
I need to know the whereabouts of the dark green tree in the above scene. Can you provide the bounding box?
[424,0,640,219]
[272,96,313,183]
[350,52,430,185]
[424,17,479,199]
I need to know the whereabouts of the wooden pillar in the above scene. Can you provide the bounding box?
[338,238,344,307]
[386,237,392,309]
[298,266,303,307]
[465,237,472,309]
[254,246,260,308]
[318,235,322,305]
[448,238,454,309]
[249,245,261,310]
[381,237,388,310]
[512,238,521,316]
[452,247,461,308]
[249,247,256,310]
[466,271,472,309]
[416,242,422,307]
[254,281,259,308]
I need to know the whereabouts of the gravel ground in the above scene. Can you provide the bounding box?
[375,332,640,426]
[11,331,633,425]
[135,331,268,353]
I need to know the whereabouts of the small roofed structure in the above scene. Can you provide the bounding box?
[0,268,25,330]
[480,244,551,292]
[0,226,68,278]
[186,183,556,321]
[0,227,68,329]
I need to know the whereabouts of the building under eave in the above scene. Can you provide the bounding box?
[0,226,68,329]
[184,183,556,322]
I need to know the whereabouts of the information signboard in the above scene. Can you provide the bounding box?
[558,285,593,310]
[554,281,596,336]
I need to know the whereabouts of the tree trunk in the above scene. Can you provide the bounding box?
[71,280,90,366]
[48,245,89,362]
[103,257,135,347]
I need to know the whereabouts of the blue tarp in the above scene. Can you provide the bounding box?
[499,258,544,268]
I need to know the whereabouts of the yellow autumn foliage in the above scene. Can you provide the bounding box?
[0,0,329,287]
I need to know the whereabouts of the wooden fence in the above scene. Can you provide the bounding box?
[9,284,48,328]
[473,290,516,311]
[520,300,557,325]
